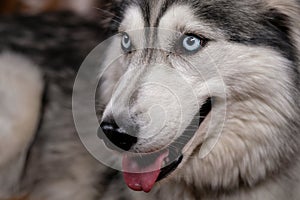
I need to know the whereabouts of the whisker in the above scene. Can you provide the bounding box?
[94,7,123,21]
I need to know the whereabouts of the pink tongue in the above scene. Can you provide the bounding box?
[122,151,169,193]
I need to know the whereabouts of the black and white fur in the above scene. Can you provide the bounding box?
[100,0,300,199]
[0,0,300,199]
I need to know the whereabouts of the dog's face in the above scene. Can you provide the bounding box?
[98,0,300,193]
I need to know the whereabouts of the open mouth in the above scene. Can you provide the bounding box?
[122,98,212,192]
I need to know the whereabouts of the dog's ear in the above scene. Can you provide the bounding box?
[99,0,126,35]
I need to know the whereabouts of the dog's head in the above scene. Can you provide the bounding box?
[97,0,300,193]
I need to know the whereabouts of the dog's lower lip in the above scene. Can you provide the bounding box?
[156,155,183,182]
[156,97,212,182]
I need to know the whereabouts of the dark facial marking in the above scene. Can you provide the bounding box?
[187,0,298,83]
[105,0,129,34]
[112,0,299,85]
[133,0,151,27]
[154,0,177,27]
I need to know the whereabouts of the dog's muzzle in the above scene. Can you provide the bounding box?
[98,98,212,192]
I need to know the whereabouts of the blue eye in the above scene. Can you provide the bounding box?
[181,35,205,53]
[121,33,132,52]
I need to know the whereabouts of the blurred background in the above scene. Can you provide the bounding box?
[0,0,105,16]
[0,1,117,200]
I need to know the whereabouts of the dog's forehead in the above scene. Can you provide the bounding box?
[119,0,296,66]
[119,6,145,31]
[120,1,225,38]
[120,0,263,29]
[119,0,267,40]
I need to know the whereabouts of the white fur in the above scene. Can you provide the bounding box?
[119,6,145,32]
[100,1,300,199]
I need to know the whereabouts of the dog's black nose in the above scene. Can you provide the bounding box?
[98,121,137,151]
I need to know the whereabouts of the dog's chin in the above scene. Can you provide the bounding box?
[122,98,212,193]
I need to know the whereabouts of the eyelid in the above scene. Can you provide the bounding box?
[182,33,210,46]
[181,32,209,41]
[172,33,209,55]
[179,26,213,40]
[119,31,127,36]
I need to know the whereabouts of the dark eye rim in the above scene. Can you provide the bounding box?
[176,33,209,55]
[121,32,132,53]
[119,32,209,55]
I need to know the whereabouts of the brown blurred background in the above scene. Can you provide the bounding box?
[0,0,105,16]
[0,1,109,199]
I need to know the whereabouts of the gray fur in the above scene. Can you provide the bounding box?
[0,0,299,200]
[99,0,300,199]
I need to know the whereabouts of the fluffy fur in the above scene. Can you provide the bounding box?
[0,0,299,200]
[99,0,300,199]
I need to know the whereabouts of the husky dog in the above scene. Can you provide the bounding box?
[1,0,300,200]
[98,0,300,199]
